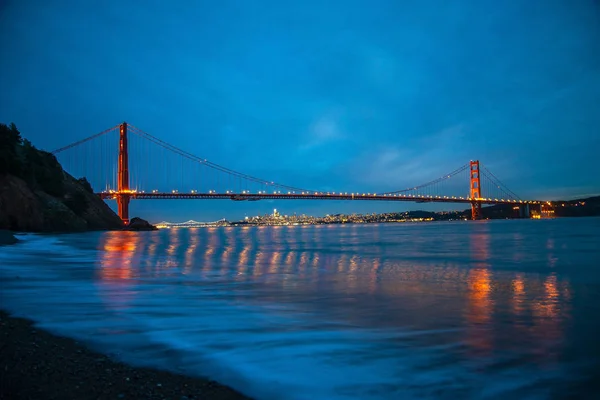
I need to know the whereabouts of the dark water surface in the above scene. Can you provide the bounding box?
[2,219,600,399]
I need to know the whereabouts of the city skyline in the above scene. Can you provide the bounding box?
[1,0,599,221]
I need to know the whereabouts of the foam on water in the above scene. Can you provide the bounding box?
[1,221,599,399]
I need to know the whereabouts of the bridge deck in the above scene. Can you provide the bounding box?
[97,192,542,205]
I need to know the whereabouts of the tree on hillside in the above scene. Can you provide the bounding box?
[0,123,23,175]
[0,123,65,196]
[77,177,94,193]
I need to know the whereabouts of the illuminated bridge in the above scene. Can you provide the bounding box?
[155,219,228,228]
[52,122,546,224]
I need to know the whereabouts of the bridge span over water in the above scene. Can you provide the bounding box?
[53,122,547,223]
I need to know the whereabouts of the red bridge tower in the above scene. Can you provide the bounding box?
[470,160,482,220]
[117,122,130,224]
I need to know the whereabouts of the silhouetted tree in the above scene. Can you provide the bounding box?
[77,177,94,193]
[35,150,65,196]
[16,136,65,196]
[0,122,23,175]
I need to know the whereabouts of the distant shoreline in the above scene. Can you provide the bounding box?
[0,310,251,400]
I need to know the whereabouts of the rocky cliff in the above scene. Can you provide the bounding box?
[0,174,124,232]
[0,123,124,232]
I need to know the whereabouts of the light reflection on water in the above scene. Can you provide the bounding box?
[2,219,600,399]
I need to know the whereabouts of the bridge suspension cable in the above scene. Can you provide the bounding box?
[50,125,120,155]
[383,163,470,196]
[127,124,313,193]
[479,165,521,200]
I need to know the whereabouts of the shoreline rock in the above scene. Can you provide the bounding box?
[124,217,158,231]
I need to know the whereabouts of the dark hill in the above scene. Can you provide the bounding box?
[0,123,123,232]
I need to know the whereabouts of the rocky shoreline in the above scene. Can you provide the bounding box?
[0,310,252,400]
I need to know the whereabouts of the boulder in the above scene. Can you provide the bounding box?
[124,217,158,231]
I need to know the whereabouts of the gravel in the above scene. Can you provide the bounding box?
[0,310,253,400]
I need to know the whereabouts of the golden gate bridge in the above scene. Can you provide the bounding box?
[51,122,544,224]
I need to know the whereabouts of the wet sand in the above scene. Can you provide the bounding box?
[0,310,252,400]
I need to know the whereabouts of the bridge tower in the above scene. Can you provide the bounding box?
[117,122,131,224]
[470,160,482,220]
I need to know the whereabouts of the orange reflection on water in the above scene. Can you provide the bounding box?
[221,228,236,267]
[166,228,181,257]
[283,251,296,276]
[97,232,144,312]
[368,257,380,294]
[533,275,559,319]
[466,268,492,355]
[337,254,349,273]
[346,257,359,292]
[512,274,526,315]
[237,242,251,272]
[254,251,266,276]
[298,252,308,278]
[468,269,492,317]
[202,227,219,274]
[284,251,294,266]
[312,253,320,268]
[269,251,282,274]
[184,229,200,275]
[465,226,493,355]
[530,274,564,363]
[99,231,140,281]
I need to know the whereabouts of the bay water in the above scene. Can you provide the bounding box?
[1,218,599,399]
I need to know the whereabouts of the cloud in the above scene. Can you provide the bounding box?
[299,109,345,150]
[345,124,470,190]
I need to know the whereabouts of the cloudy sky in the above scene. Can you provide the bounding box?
[1,0,599,221]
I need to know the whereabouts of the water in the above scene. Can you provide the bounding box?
[1,219,600,399]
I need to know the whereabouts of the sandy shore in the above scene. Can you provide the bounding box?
[0,310,252,400]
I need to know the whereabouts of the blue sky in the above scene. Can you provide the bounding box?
[1,0,599,221]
